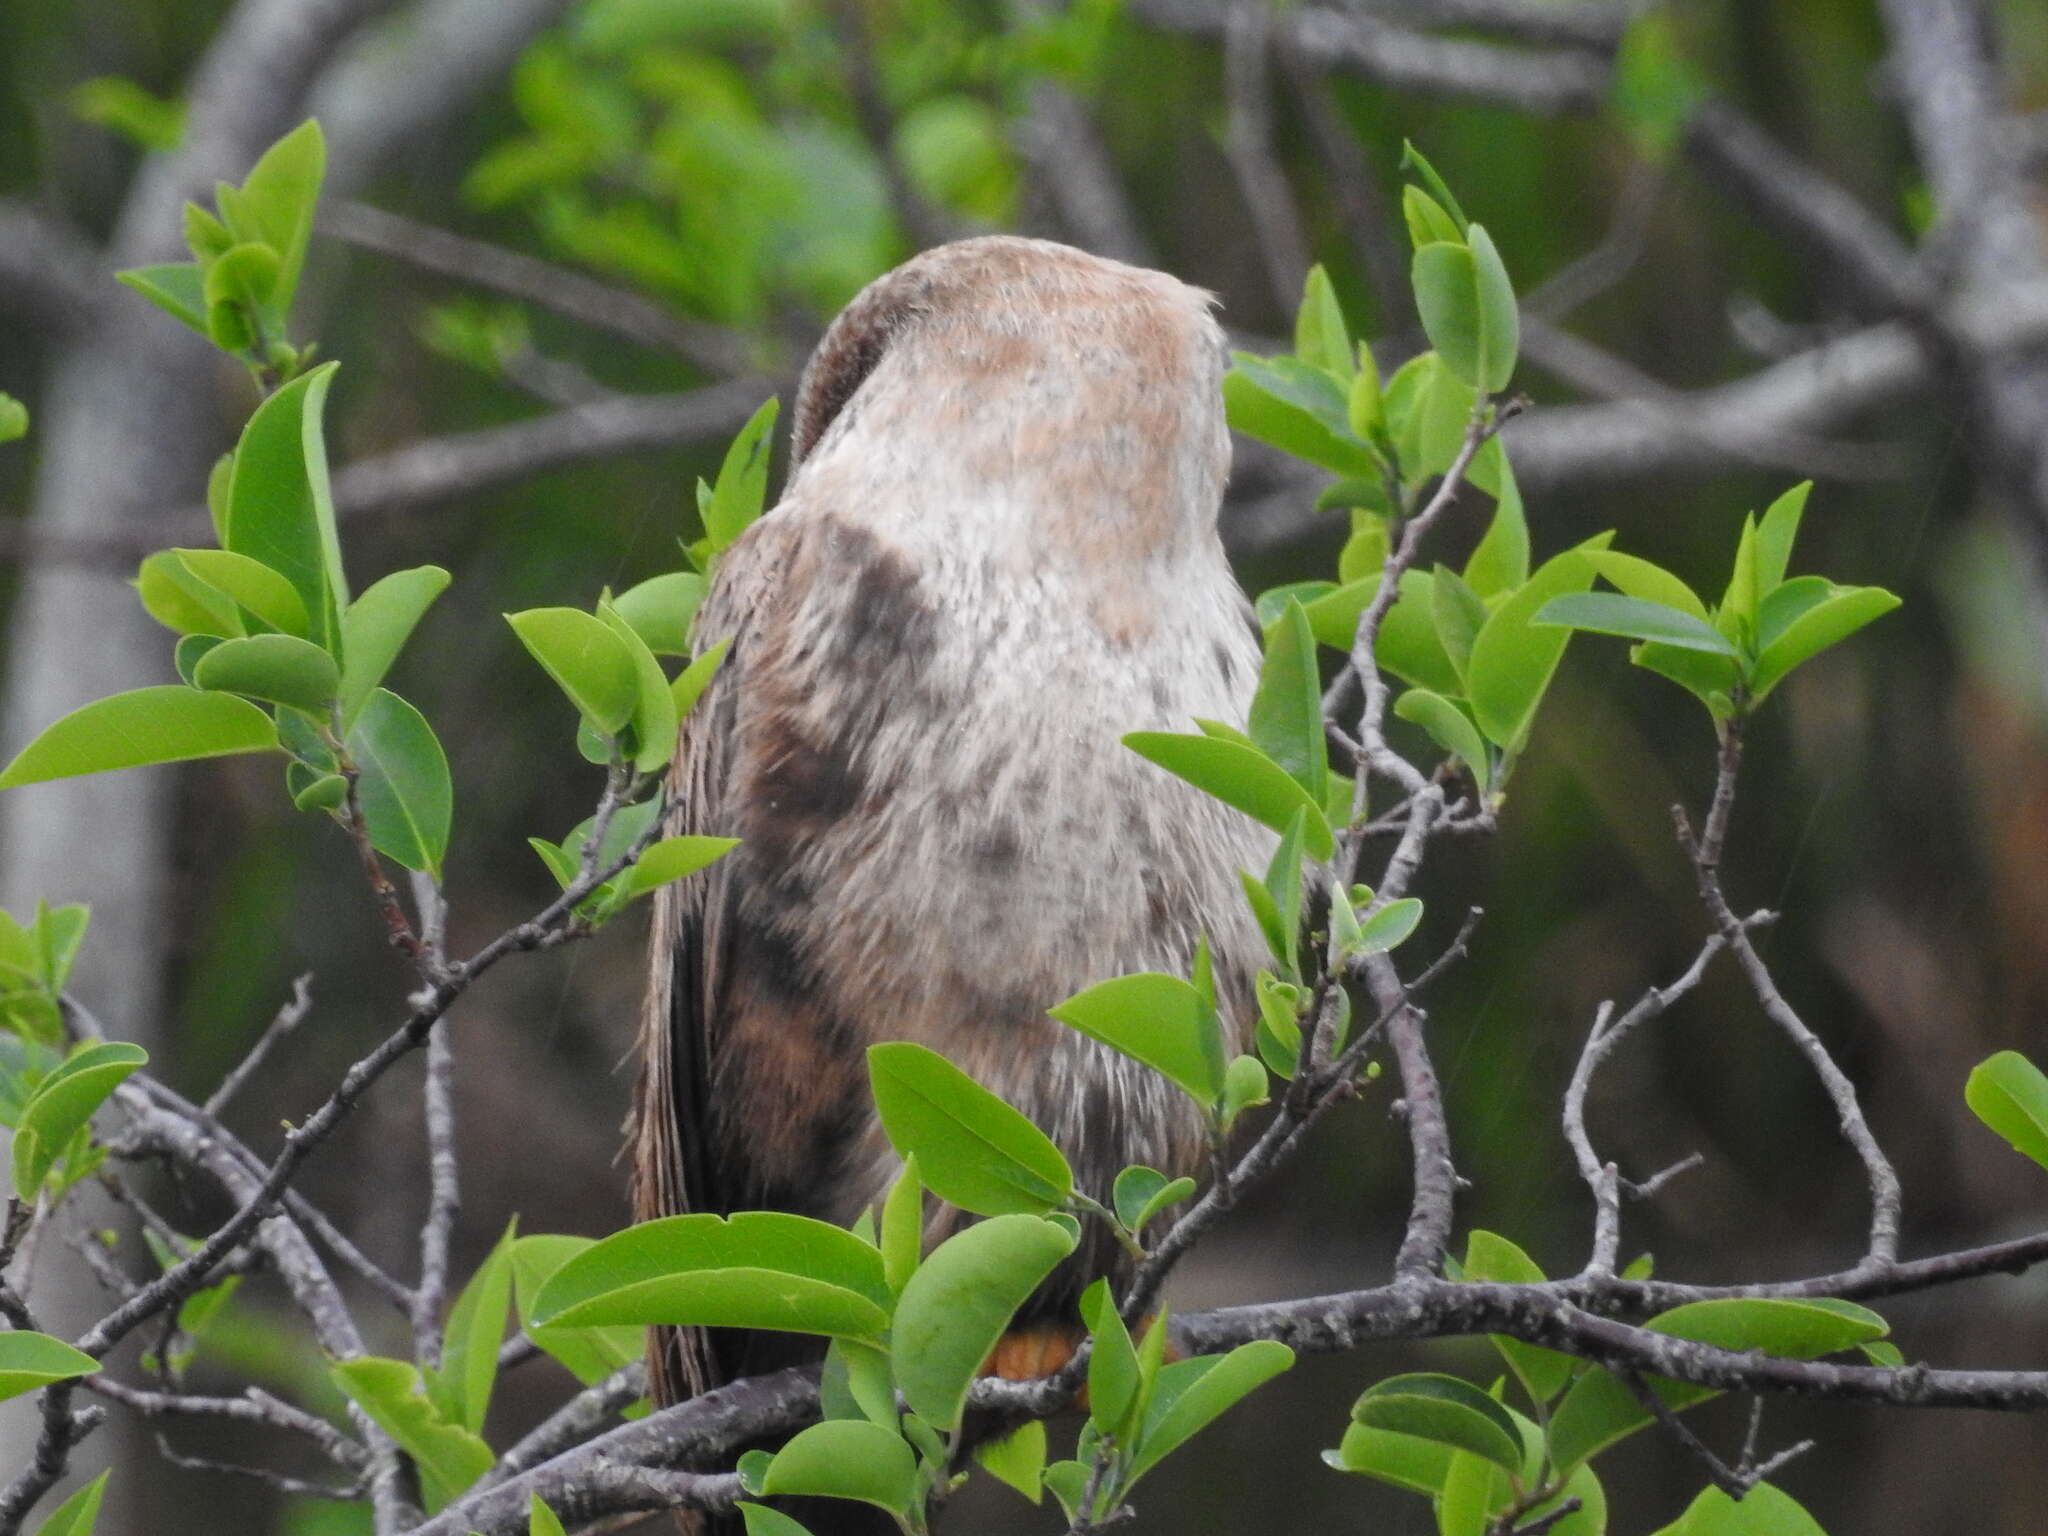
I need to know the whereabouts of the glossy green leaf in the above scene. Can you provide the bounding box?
[1127,1340,1294,1483]
[1465,225,1518,393]
[1339,519,1390,586]
[116,263,207,334]
[1249,600,1327,806]
[1966,1050,2048,1170]
[1112,1166,1194,1237]
[509,1235,641,1388]
[613,571,707,657]
[1298,578,1378,652]
[345,689,451,878]
[136,551,240,638]
[0,1332,97,1403]
[1462,1231,1575,1404]
[203,241,280,327]
[1123,732,1333,860]
[223,363,347,654]
[339,566,451,725]
[1082,1278,1141,1441]
[974,1418,1046,1503]
[1534,593,1739,654]
[1586,550,1709,619]
[1631,639,1743,714]
[737,1504,816,1536]
[1393,689,1490,794]
[1755,576,1833,652]
[1748,587,1900,702]
[331,1357,491,1513]
[1349,1372,1522,1475]
[530,1212,890,1341]
[1050,972,1222,1104]
[1377,570,1462,695]
[1414,242,1484,392]
[1323,1420,1456,1494]
[597,600,679,773]
[671,637,731,718]
[1650,1481,1826,1536]
[1463,438,1528,597]
[1223,356,1380,478]
[32,1469,110,1536]
[191,633,338,711]
[430,1220,516,1435]
[1466,536,1612,750]
[1720,514,1762,644]
[702,398,779,552]
[1401,186,1462,250]
[878,1155,924,1298]
[507,608,639,735]
[236,119,325,305]
[868,1042,1073,1216]
[1429,564,1487,683]
[14,1041,146,1196]
[1754,482,1811,592]
[166,549,310,637]
[894,1214,1075,1432]
[1347,356,1383,444]
[0,687,275,788]
[760,1419,918,1517]
[1386,350,1478,484]
[1294,265,1353,381]
[1401,142,1469,231]
[1355,897,1423,956]
[527,1493,567,1536]
[619,836,738,899]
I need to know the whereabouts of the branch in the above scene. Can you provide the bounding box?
[412,1020,460,1367]
[83,1376,367,1473]
[203,973,314,1116]
[1130,0,1608,114]
[319,201,753,377]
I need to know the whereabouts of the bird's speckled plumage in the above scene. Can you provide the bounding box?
[630,236,1273,1411]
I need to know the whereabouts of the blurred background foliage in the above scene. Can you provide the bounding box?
[2,0,2048,1531]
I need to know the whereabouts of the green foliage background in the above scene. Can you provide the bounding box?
[2,0,2047,1531]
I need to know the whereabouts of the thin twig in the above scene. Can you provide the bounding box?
[204,973,315,1116]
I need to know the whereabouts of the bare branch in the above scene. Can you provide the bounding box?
[84,1376,367,1472]
[320,201,753,377]
[203,973,315,1117]
[412,1020,461,1368]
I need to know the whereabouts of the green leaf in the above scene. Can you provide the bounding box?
[203,241,281,346]
[671,638,731,718]
[236,119,325,307]
[1755,576,1833,652]
[1123,732,1334,860]
[737,1504,816,1536]
[13,1041,147,1198]
[339,566,452,725]
[1720,514,1762,645]
[507,608,639,735]
[1112,1166,1194,1236]
[136,552,240,638]
[1050,972,1223,1104]
[223,363,348,654]
[1259,808,1307,975]
[168,548,312,637]
[1223,357,1381,478]
[1355,897,1424,957]
[1431,564,1488,682]
[892,1214,1076,1432]
[1385,352,1476,484]
[116,263,208,335]
[1586,550,1709,619]
[1466,224,1519,394]
[1534,593,1739,654]
[1248,600,1327,807]
[430,1220,516,1435]
[0,395,27,446]
[1298,579,1378,652]
[1754,482,1811,592]
[1347,354,1383,444]
[1294,265,1353,381]
[331,1357,492,1513]
[973,1418,1045,1503]
[1220,1053,1268,1127]
[1082,1278,1142,1442]
[880,1155,923,1297]
[509,1235,641,1388]
[1650,1481,1826,1536]
[191,634,338,711]
[1127,1341,1294,1483]
[1465,535,1613,750]
[31,1470,110,1536]
[1324,1419,1456,1494]
[1401,186,1462,249]
[345,689,452,878]
[1463,439,1527,597]
[703,398,780,552]
[0,687,276,789]
[1462,1231,1575,1405]
[0,1332,97,1402]
[1747,586,1900,703]
[1966,1050,2048,1170]
[1393,689,1490,795]
[1413,240,1484,390]
[527,1493,567,1536]
[1401,142,1469,231]
[619,836,738,899]
[613,571,707,657]
[759,1419,918,1518]
[1339,519,1389,586]
[1349,1373,1522,1475]
[597,600,679,773]
[529,1212,891,1341]
[1377,570,1462,695]
[867,1042,1074,1216]
[1631,639,1743,715]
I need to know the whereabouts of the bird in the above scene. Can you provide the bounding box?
[628,234,1274,1516]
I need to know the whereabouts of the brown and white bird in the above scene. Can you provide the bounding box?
[630,236,1273,1424]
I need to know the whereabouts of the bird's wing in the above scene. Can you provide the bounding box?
[628,513,795,1406]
